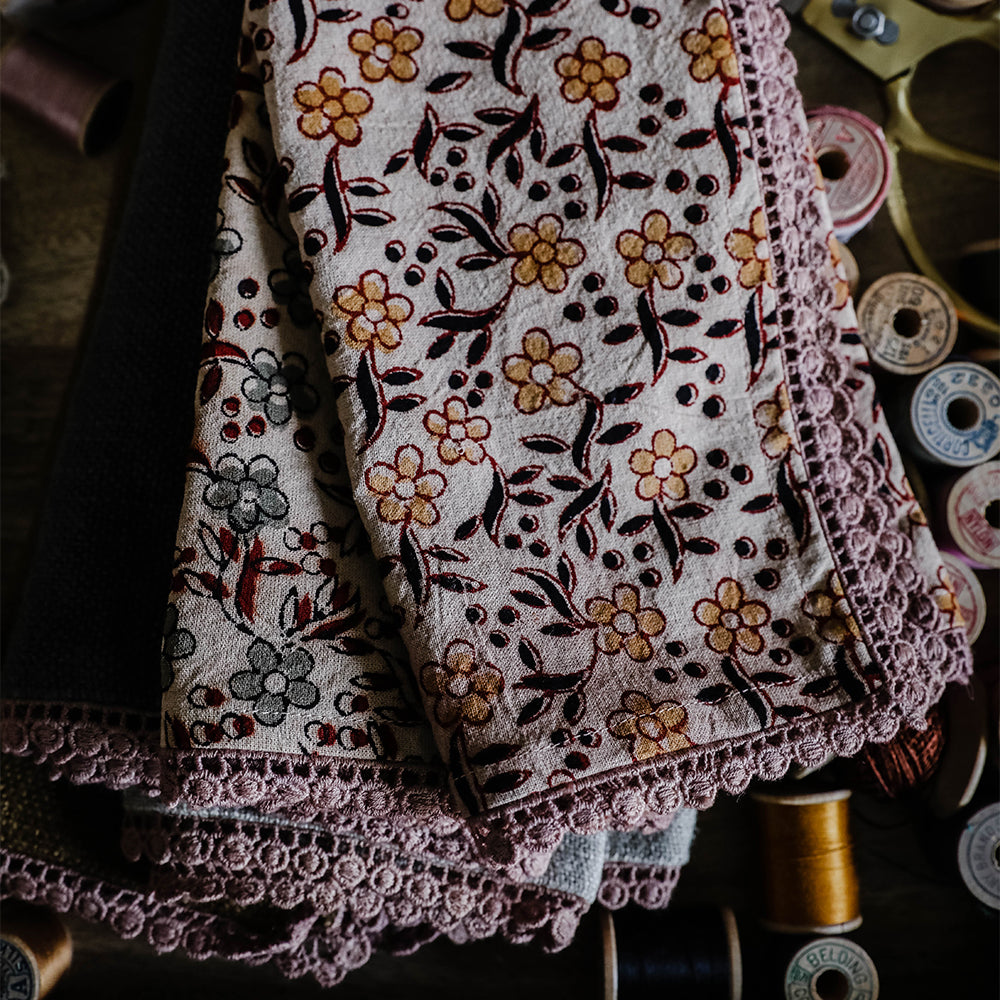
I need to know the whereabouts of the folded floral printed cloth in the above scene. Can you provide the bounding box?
[149,0,969,867]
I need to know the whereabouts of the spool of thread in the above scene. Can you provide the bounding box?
[0,902,73,1000]
[854,706,946,798]
[753,790,861,935]
[940,551,987,643]
[941,461,1000,569]
[928,677,988,819]
[602,904,742,1000]
[957,802,1000,911]
[0,34,132,156]
[806,107,890,243]
[783,937,879,1000]
[857,273,957,376]
[907,362,1000,467]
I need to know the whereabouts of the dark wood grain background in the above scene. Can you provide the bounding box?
[2,5,997,997]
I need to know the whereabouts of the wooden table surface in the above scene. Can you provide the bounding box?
[2,6,997,998]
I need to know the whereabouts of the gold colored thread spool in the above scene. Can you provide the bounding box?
[0,901,73,1000]
[857,272,957,376]
[753,790,861,935]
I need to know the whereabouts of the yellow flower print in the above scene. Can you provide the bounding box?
[608,692,692,761]
[349,17,423,83]
[420,639,503,727]
[829,233,850,309]
[424,397,491,465]
[933,567,966,632]
[502,328,582,414]
[586,584,666,662]
[446,0,504,21]
[681,9,739,86]
[617,211,696,290]
[508,214,585,293]
[365,445,446,528]
[629,429,697,502]
[753,383,795,460]
[293,68,372,144]
[694,578,771,655]
[331,271,413,353]
[725,207,774,290]
[802,572,862,644]
[554,37,631,110]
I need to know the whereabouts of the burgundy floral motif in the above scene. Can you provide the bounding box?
[607,692,692,760]
[502,329,582,414]
[802,571,862,644]
[554,37,631,111]
[693,579,770,655]
[616,212,695,290]
[331,271,413,353]
[420,639,504,727]
[365,445,446,527]
[586,585,665,662]
[629,430,697,502]
[293,68,373,144]
[424,397,491,465]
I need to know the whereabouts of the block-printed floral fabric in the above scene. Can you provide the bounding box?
[155,0,970,866]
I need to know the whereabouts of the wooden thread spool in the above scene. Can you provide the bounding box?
[957,802,1000,911]
[602,904,742,1000]
[940,551,987,643]
[0,902,72,1000]
[0,34,132,156]
[940,461,1000,569]
[753,790,861,935]
[907,363,1000,467]
[783,937,879,1000]
[806,107,890,243]
[928,678,988,819]
[857,273,957,376]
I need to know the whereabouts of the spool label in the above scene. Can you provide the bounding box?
[958,803,1000,910]
[0,936,37,1000]
[857,274,956,375]
[910,363,1000,466]
[785,938,878,1000]
[947,463,1000,568]
[807,108,889,235]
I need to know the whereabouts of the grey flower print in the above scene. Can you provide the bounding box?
[161,604,195,692]
[203,454,290,534]
[229,638,320,726]
[209,208,243,281]
[242,348,319,425]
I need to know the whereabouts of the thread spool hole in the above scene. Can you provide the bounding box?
[815,968,851,1000]
[992,839,1000,870]
[985,500,999,530]
[946,397,982,431]
[891,307,922,339]
[817,148,850,181]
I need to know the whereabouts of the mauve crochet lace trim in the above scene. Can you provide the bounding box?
[598,863,682,911]
[120,811,584,951]
[1,0,971,867]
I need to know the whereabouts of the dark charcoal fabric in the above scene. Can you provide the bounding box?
[4,1,243,707]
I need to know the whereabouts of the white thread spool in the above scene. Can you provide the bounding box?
[783,937,879,1000]
[807,107,890,243]
[857,273,957,376]
[943,461,1000,569]
[958,803,1000,911]
[940,552,987,643]
[908,363,1000,467]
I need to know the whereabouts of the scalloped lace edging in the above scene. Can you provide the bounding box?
[598,863,682,911]
[0,701,161,791]
[120,810,587,952]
